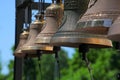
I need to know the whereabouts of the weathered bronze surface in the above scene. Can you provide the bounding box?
[77,0,120,34]
[21,14,60,57]
[51,0,113,48]
[21,14,54,55]
[14,30,29,57]
[21,14,45,54]
[108,15,120,42]
[35,0,63,44]
[52,31,112,48]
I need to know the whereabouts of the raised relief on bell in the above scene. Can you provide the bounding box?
[88,0,98,8]
[64,0,78,9]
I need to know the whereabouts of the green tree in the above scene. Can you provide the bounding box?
[61,48,119,80]
[22,49,69,80]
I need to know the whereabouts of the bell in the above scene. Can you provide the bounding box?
[35,0,63,44]
[21,14,60,57]
[108,15,120,42]
[21,14,53,56]
[76,0,120,35]
[14,30,29,57]
[51,0,113,48]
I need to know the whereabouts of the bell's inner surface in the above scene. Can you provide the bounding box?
[76,0,120,34]
[14,30,29,57]
[35,0,63,44]
[51,0,113,48]
[108,15,120,42]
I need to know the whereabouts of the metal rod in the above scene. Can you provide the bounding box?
[54,52,60,80]
[37,50,42,80]
[79,44,94,80]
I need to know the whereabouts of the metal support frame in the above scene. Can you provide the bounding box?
[14,8,25,80]
[14,1,50,80]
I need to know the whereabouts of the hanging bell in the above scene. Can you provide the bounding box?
[35,0,63,44]
[108,15,120,42]
[21,14,52,55]
[51,0,113,48]
[76,0,120,35]
[21,14,44,54]
[14,30,29,57]
[21,14,60,57]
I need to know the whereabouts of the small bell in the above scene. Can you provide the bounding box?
[35,0,63,44]
[14,30,29,57]
[76,0,120,35]
[108,15,120,42]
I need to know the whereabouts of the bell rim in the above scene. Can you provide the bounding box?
[14,50,25,57]
[21,45,55,53]
[51,37,113,48]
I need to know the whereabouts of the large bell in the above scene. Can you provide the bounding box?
[14,30,29,57]
[35,0,63,44]
[108,15,120,42]
[21,14,56,57]
[76,0,120,34]
[51,0,113,48]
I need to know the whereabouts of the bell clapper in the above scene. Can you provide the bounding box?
[54,51,60,80]
[79,44,94,80]
[37,50,42,80]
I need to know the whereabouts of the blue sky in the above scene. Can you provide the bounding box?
[0,0,75,74]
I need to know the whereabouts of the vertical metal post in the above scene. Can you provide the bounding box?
[14,0,32,79]
[14,8,25,80]
[14,0,49,79]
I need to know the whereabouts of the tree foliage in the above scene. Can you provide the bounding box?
[61,48,119,80]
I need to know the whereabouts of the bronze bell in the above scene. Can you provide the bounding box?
[21,14,45,54]
[108,15,120,42]
[21,14,59,57]
[76,0,120,35]
[51,0,112,48]
[35,0,63,44]
[14,30,29,57]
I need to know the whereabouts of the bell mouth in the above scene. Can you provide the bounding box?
[14,50,25,57]
[21,45,60,57]
[22,45,53,52]
[51,31,113,48]
[76,19,112,34]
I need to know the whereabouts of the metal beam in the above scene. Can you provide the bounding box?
[31,2,50,10]
[17,0,33,9]
[17,2,50,10]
